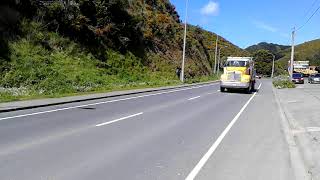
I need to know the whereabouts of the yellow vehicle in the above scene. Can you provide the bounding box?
[294,68,318,76]
[220,57,256,93]
[292,61,318,76]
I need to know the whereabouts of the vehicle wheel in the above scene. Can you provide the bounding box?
[220,87,225,92]
[245,86,251,94]
[251,82,255,92]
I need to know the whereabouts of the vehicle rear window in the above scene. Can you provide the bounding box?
[292,73,303,78]
[225,61,247,67]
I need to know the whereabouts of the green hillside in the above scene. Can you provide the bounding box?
[278,39,320,67]
[245,40,320,75]
[0,0,247,101]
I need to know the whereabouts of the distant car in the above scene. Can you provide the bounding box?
[255,75,262,79]
[292,73,304,84]
[308,73,320,84]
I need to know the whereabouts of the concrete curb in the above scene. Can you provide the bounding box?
[0,81,219,113]
[272,87,311,180]
[274,87,317,179]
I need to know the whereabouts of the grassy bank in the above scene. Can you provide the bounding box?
[0,20,222,103]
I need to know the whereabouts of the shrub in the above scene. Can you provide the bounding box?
[273,76,296,89]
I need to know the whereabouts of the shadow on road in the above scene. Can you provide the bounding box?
[222,88,258,94]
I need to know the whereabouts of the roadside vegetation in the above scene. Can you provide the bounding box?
[0,0,247,102]
[252,49,287,77]
[272,76,296,89]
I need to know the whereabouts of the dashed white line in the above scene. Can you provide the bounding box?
[185,83,262,180]
[206,92,216,95]
[95,112,143,127]
[0,83,218,121]
[188,96,201,101]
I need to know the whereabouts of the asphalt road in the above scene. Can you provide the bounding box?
[0,79,294,180]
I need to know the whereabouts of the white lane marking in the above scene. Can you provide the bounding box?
[0,83,218,121]
[287,100,300,103]
[306,127,320,132]
[95,112,143,127]
[188,96,201,101]
[185,83,262,180]
[207,90,221,95]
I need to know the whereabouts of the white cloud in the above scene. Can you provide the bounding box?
[201,1,219,16]
[253,20,277,32]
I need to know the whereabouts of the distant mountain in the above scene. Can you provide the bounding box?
[246,42,290,59]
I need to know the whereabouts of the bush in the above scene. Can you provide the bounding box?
[1,38,106,95]
[273,76,296,89]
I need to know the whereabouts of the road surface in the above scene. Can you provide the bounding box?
[0,79,294,180]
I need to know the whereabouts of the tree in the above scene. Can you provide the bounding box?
[253,49,273,63]
[0,0,20,72]
[253,50,274,76]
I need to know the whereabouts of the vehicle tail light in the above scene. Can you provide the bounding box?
[245,68,250,75]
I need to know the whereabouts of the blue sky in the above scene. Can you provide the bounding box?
[169,0,320,48]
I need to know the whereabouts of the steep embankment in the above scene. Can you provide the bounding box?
[0,0,247,101]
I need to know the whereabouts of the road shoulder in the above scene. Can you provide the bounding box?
[0,81,218,113]
[274,83,320,180]
[273,86,310,180]
[195,80,296,180]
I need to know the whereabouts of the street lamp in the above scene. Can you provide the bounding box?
[180,0,189,83]
[271,54,275,78]
[217,46,228,74]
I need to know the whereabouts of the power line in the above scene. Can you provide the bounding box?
[302,0,319,18]
[297,2,320,31]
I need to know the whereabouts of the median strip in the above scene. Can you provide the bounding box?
[95,112,144,127]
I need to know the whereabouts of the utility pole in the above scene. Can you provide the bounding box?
[181,0,189,83]
[271,54,275,78]
[218,46,228,75]
[290,27,295,79]
[214,34,219,74]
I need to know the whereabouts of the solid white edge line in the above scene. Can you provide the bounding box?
[188,96,201,101]
[185,83,262,180]
[95,112,143,127]
[0,83,218,121]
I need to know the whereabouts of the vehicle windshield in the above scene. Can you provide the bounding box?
[225,61,247,67]
[314,74,320,77]
[292,73,303,78]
